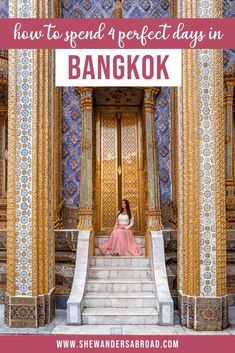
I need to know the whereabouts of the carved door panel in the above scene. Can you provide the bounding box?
[95,106,144,234]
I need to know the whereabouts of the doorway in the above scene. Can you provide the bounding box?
[94,97,145,235]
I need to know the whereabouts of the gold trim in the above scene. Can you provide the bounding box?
[32,3,50,296]
[171,86,181,289]
[43,48,49,295]
[7,0,18,298]
[179,1,200,297]
[214,49,227,296]
[113,0,122,18]
[0,112,7,203]
[95,109,101,233]
[170,0,178,18]
[7,49,17,296]
[137,108,144,232]
[52,49,58,287]
[171,87,178,214]
[143,88,163,231]
[121,110,140,229]
[182,49,200,296]
[53,0,62,230]
[32,48,39,296]
[33,47,51,295]
[100,108,118,230]
[77,88,94,230]
[224,82,235,183]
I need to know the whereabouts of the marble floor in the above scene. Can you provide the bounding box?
[0,305,234,335]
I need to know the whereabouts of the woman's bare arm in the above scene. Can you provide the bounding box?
[125,216,134,230]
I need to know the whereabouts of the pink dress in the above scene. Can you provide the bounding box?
[99,214,141,256]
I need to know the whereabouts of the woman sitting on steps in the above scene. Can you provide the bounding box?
[99,199,141,256]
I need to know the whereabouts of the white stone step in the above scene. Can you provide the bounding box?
[82,308,159,325]
[88,267,152,280]
[86,279,155,292]
[84,292,156,308]
[89,256,150,267]
[94,247,146,256]
[95,236,145,247]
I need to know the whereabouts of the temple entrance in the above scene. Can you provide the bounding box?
[94,89,145,235]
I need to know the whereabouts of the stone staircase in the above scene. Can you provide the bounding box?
[81,235,159,325]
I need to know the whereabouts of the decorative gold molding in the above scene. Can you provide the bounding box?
[171,85,181,290]
[182,49,200,296]
[224,82,234,183]
[179,0,200,297]
[170,0,178,18]
[32,52,50,294]
[143,88,160,112]
[143,88,163,232]
[52,0,62,234]
[0,112,7,204]
[224,82,235,105]
[32,48,39,296]
[77,88,94,230]
[171,87,178,215]
[7,49,17,296]
[213,0,227,297]
[214,49,227,297]
[213,0,223,20]
[113,0,122,18]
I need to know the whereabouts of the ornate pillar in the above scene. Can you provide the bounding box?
[143,88,163,234]
[225,79,235,186]
[5,0,55,328]
[113,0,122,18]
[0,108,7,229]
[178,0,228,330]
[224,77,235,229]
[0,109,7,199]
[0,50,8,228]
[77,88,94,231]
[52,2,63,230]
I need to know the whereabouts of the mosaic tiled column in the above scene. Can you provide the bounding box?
[0,110,7,202]
[5,0,55,328]
[0,109,7,230]
[0,50,8,228]
[178,0,228,331]
[224,79,235,191]
[77,88,94,230]
[143,88,163,234]
[224,73,235,230]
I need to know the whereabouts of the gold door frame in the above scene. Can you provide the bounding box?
[95,105,145,235]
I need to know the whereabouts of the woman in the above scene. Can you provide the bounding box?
[99,199,141,256]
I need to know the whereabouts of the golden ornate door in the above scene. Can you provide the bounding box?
[95,106,144,234]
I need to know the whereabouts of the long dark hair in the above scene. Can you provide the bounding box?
[117,199,132,220]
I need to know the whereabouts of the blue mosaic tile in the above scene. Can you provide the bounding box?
[122,0,170,18]
[61,0,114,18]
[223,1,235,69]
[156,88,172,206]
[0,0,8,18]
[62,88,81,207]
